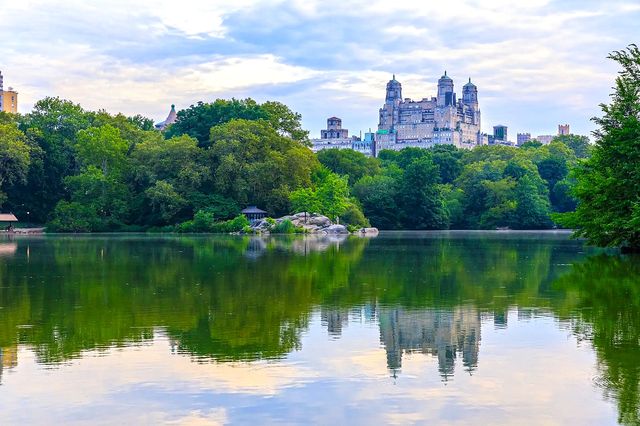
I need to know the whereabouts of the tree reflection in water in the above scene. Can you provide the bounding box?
[0,234,637,422]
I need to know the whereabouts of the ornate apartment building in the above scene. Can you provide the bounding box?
[376,72,483,150]
[0,71,18,114]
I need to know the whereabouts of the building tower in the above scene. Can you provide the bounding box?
[321,117,349,139]
[493,125,508,142]
[437,71,455,107]
[385,74,402,104]
[558,124,570,135]
[462,78,478,108]
[154,104,177,130]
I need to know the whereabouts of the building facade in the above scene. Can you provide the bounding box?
[517,133,531,146]
[0,71,18,114]
[311,117,375,156]
[558,124,570,135]
[376,73,483,151]
[536,135,554,145]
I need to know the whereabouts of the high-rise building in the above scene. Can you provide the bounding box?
[376,72,482,151]
[517,133,531,145]
[0,71,18,114]
[558,124,570,135]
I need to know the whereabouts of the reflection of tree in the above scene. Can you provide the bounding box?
[0,235,369,364]
[2,232,639,426]
[553,255,640,426]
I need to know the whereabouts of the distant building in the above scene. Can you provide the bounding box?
[155,104,177,130]
[517,133,531,146]
[376,73,483,151]
[558,124,570,135]
[493,125,508,142]
[321,117,349,139]
[536,135,554,145]
[311,117,374,156]
[0,71,18,113]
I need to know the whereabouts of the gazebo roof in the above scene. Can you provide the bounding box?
[0,213,18,222]
[241,206,267,214]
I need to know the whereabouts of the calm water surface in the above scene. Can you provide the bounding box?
[0,232,638,425]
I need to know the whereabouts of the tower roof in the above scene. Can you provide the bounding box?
[155,104,177,130]
[463,78,476,88]
[439,70,452,81]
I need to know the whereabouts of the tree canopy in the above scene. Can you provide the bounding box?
[554,45,640,250]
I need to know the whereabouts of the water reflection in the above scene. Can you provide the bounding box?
[378,306,481,380]
[0,234,637,423]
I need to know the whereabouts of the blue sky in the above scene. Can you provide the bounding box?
[0,0,638,139]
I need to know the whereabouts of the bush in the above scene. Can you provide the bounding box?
[176,213,249,233]
[339,202,370,228]
[47,201,99,233]
[272,219,296,234]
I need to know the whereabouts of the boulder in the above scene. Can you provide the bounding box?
[306,215,332,227]
[324,224,348,234]
[359,227,379,235]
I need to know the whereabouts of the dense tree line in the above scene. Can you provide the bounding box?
[320,135,589,230]
[0,98,366,231]
[0,94,592,231]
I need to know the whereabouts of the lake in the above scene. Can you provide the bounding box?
[0,232,638,425]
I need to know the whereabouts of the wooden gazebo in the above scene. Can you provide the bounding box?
[0,213,18,231]
[241,206,267,221]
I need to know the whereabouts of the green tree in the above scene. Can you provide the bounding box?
[290,187,321,215]
[74,125,129,176]
[209,119,318,216]
[165,98,308,147]
[8,97,93,222]
[397,156,449,229]
[145,180,187,224]
[555,45,640,250]
[0,123,30,207]
[512,174,552,229]
[317,148,380,186]
[353,175,400,229]
[316,171,351,221]
[554,134,592,159]
[430,144,463,184]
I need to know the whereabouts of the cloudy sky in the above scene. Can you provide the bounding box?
[1,0,638,139]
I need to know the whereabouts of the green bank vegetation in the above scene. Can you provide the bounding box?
[0,98,588,233]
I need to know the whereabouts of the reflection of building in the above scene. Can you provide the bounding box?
[0,71,19,113]
[321,308,350,337]
[378,306,481,379]
[376,73,483,150]
[0,346,18,384]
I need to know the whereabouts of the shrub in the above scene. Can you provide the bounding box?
[339,202,370,228]
[272,219,296,234]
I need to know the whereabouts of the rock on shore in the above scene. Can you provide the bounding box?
[250,212,378,235]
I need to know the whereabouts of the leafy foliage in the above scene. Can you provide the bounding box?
[554,45,640,249]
